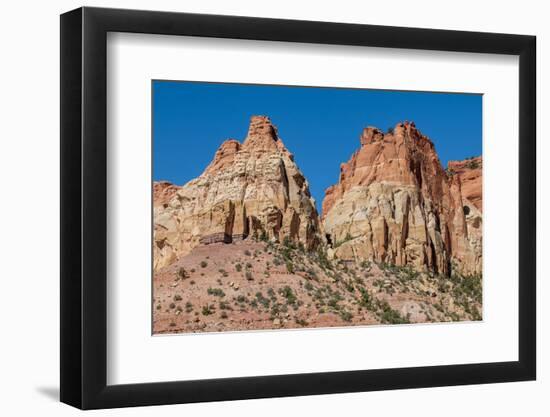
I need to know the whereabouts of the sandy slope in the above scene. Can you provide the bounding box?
[153,240,482,334]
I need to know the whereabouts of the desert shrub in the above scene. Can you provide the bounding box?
[306,268,318,281]
[285,260,294,274]
[177,267,189,280]
[255,292,271,308]
[282,236,296,249]
[235,263,242,272]
[360,260,371,269]
[315,249,332,271]
[340,311,353,322]
[279,286,297,305]
[201,305,214,316]
[379,300,409,324]
[304,282,314,291]
[358,288,374,309]
[245,262,253,269]
[334,233,353,248]
[200,261,208,268]
[169,302,176,309]
[173,294,182,302]
[220,311,228,319]
[207,287,225,297]
[244,250,251,256]
[295,317,308,326]
[185,302,193,313]
[466,160,480,169]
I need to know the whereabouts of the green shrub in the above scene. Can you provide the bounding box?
[379,300,409,324]
[285,260,294,274]
[340,311,353,322]
[177,267,189,279]
[207,287,225,297]
[279,286,297,305]
[255,292,271,308]
[201,305,214,316]
[295,317,308,326]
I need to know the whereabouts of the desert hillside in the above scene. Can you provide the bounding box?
[153,117,482,334]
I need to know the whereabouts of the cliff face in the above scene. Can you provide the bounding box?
[321,122,482,276]
[447,156,482,212]
[153,116,321,271]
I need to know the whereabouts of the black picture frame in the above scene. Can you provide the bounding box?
[60,6,536,410]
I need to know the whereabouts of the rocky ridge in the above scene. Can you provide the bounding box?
[322,122,482,276]
[153,117,483,334]
[153,116,321,271]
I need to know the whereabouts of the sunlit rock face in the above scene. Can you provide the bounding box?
[153,116,321,271]
[322,122,482,276]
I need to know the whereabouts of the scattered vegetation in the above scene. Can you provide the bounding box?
[201,304,215,316]
[207,287,225,297]
[177,267,189,280]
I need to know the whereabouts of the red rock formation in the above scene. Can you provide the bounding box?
[153,181,179,208]
[322,122,482,276]
[447,156,482,211]
[153,116,321,271]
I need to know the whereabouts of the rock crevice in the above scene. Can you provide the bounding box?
[322,121,482,276]
[153,116,321,271]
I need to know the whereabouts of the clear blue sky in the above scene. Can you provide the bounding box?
[153,81,482,212]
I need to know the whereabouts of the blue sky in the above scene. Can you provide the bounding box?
[153,81,482,212]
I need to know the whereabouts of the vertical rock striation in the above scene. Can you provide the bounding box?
[322,122,482,276]
[153,116,321,271]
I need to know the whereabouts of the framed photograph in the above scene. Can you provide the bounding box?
[60,6,536,409]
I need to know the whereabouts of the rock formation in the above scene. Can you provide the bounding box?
[153,116,321,271]
[322,122,482,276]
[447,156,482,211]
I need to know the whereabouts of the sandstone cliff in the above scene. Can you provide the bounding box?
[321,122,482,276]
[447,156,482,212]
[153,116,321,271]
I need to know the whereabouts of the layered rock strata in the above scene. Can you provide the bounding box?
[153,116,321,271]
[322,122,482,276]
